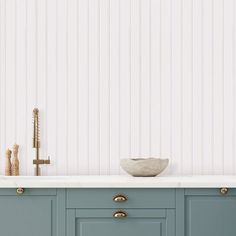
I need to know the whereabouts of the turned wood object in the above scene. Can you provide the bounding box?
[5,149,12,176]
[12,144,19,176]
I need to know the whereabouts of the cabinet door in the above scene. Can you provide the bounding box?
[67,209,175,236]
[0,189,58,236]
[186,196,236,236]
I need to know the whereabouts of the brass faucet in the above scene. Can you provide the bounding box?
[32,108,50,176]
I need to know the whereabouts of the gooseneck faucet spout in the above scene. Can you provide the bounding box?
[32,108,50,176]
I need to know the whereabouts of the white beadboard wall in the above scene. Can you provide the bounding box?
[0,0,236,175]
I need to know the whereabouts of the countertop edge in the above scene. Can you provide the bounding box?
[0,175,236,188]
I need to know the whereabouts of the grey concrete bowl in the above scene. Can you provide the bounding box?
[120,158,169,177]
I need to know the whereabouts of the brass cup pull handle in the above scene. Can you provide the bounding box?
[113,194,128,202]
[16,188,24,195]
[113,211,128,218]
[220,187,228,195]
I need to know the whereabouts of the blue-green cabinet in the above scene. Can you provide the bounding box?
[0,189,65,236]
[1,187,236,236]
[67,209,175,236]
[182,189,236,236]
[66,188,176,236]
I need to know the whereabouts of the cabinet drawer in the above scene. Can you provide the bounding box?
[67,188,175,209]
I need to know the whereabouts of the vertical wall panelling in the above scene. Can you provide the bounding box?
[160,0,172,164]
[234,0,236,173]
[192,0,203,174]
[99,0,110,174]
[47,0,57,175]
[131,0,141,157]
[140,0,151,157]
[57,0,68,175]
[6,0,16,152]
[26,0,37,175]
[1,0,236,175]
[0,0,6,174]
[110,0,120,174]
[77,0,89,174]
[89,0,100,174]
[171,0,182,174]
[67,0,78,175]
[213,0,224,174]
[182,0,193,174]
[150,0,161,160]
[119,0,131,171]
[37,0,48,175]
[202,0,213,174]
[223,0,234,174]
[16,0,27,175]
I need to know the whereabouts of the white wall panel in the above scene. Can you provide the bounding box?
[77,0,89,175]
[182,0,193,174]
[0,0,236,175]
[100,0,110,174]
[0,0,6,175]
[140,0,150,157]
[67,0,78,175]
[130,0,141,157]
[119,0,131,174]
[110,0,120,174]
[57,0,68,175]
[160,0,171,171]
[16,0,27,175]
[213,0,224,174]
[88,0,100,175]
[192,0,203,174]
[26,0,37,175]
[223,0,234,174]
[47,0,57,176]
[37,0,47,175]
[171,0,182,175]
[202,0,213,174]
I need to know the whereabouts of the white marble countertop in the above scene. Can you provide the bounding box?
[0,175,236,188]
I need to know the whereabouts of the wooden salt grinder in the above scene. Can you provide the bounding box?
[5,149,12,176]
[12,144,19,176]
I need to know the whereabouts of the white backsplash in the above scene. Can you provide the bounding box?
[0,0,235,175]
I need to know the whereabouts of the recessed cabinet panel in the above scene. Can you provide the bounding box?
[67,209,175,236]
[186,196,236,236]
[78,219,162,236]
[0,195,57,236]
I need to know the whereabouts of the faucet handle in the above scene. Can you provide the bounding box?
[33,156,51,165]
[44,156,50,164]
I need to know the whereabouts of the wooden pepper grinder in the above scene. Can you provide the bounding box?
[12,144,19,176]
[5,149,12,176]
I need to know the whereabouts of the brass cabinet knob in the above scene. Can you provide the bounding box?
[16,188,24,195]
[113,194,128,202]
[113,210,128,218]
[220,187,228,195]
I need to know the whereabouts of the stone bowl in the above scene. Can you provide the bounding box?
[120,158,169,177]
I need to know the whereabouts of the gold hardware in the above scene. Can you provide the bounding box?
[113,210,128,218]
[16,188,24,195]
[32,108,50,176]
[33,159,50,165]
[113,194,128,202]
[220,187,228,195]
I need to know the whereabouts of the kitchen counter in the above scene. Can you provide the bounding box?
[1,176,236,236]
[0,175,235,188]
